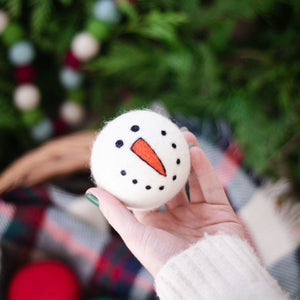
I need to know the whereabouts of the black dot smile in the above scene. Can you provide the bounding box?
[117,127,181,192]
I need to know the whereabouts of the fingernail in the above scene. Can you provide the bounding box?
[180,126,189,132]
[85,193,99,207]
[188,142,195,149]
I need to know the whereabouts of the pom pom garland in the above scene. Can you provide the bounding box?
[65,51,81,69]
[60,101,85,126]
[86,19,109,40]
[1,22,24,46]
[14,65,35,83]
[1,1,125,143]
[93,0,121,24]
[71,32,100,62]
[0,10,9,34]
[13,84,40,111]
[31,118,53,141]
[59,67,83,89]
[9,40,35,66]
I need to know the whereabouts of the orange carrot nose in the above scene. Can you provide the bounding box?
[131,138,166,176]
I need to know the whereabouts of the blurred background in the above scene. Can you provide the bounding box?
[0,0,299,197]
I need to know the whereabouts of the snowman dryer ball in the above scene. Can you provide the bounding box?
[90,110,191,211]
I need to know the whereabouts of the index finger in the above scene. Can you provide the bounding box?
[190,145,230,206]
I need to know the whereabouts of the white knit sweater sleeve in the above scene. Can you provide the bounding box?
[154,234,289,300]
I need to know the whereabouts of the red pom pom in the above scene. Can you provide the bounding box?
[14,65,35,83]
[8,260,81,300]
[52,116,69,136]
[65,51,81,69]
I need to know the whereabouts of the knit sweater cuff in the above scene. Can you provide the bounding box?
[155,234,288,300]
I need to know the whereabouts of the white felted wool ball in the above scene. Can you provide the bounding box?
[0,10,9,34]
[60,101,85,125]
[71,32,100,62]
[93,0,121,24]
[91,110,191,210]
[13,84,40,111]
[9,41,35,66]
[59,67,83,89]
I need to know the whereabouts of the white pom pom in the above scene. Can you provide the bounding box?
[9,41,35,66]
[60,101,85,125]
[90,110,191,210]
[14,84,40,111]
[59,67,83,89]
[93,0,121,24]
[71,32,100,62]
[0,10,9,34]
[31,118,53,141]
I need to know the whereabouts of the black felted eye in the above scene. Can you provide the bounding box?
[176,159,181,165]
[145,185,151,190]
[121,170,126,176]
[159,186,164,190]
[161,130,167,136]
[172,175,177,181]
[172,143,177,149]
[132,179,138,184]
[115,140,124,148]
[131,125,140,132]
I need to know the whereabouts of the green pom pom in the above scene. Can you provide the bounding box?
[86,19,110,40]
[22,108,43,128]
[67,89,85,103]
[2,22,25,46]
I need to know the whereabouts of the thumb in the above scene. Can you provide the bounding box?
[85,187,143,244]
[86,188,186,276]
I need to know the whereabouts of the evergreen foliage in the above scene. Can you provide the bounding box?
[0,0,299,196]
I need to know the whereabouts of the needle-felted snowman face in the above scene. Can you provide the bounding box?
[90,110,191,210]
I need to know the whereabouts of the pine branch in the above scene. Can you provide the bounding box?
[3,0,22,17]
[0,98,21,130]
[30,0,53,37]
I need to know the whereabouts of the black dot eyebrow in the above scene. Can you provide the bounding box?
[131,125,140,132]
[115,140,124,148]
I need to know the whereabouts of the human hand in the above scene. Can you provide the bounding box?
[86,131,244,276]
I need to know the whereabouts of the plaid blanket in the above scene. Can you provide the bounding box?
[0,116,299,299]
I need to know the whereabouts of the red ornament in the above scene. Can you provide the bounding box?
[14,65,35,83]
[65,51,81,69]
[8,260,81,300]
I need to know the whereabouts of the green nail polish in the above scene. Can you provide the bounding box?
[85,193,99,207]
